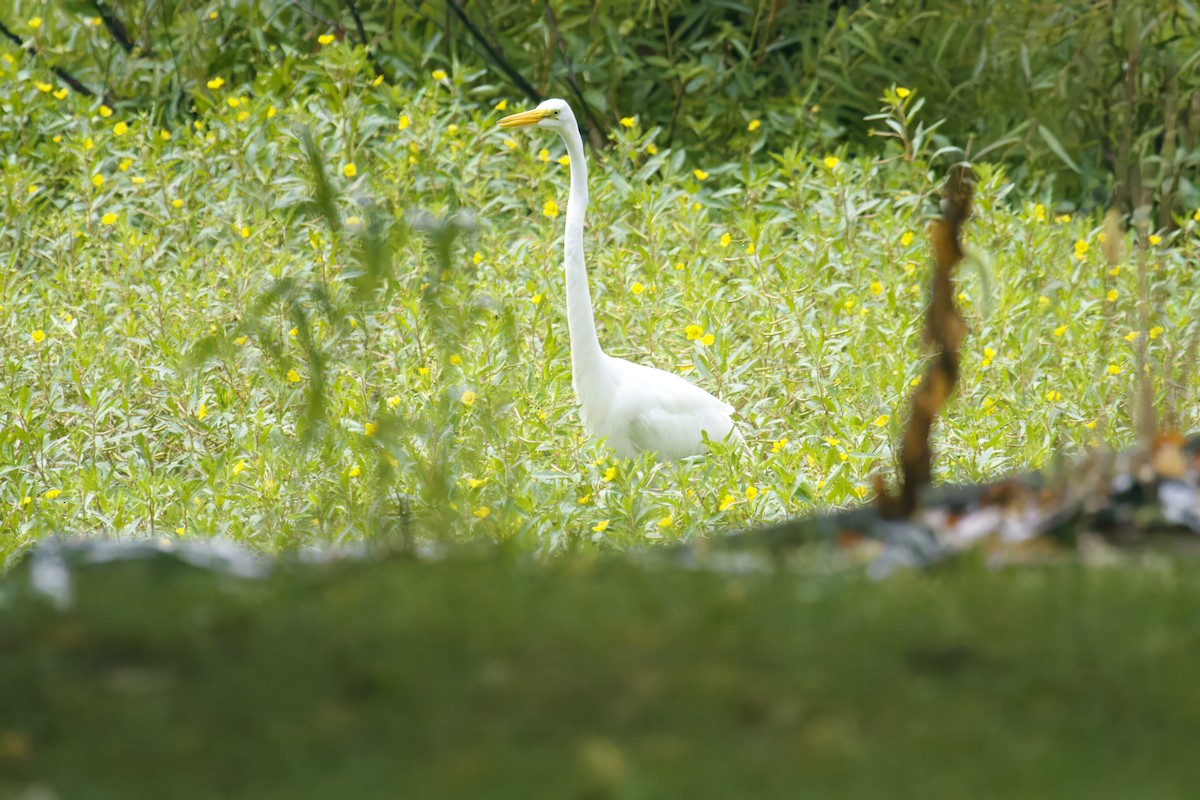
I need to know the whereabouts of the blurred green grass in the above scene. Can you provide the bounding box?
[3,553,1200,798]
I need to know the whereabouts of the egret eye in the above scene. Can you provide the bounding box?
[554,110,560,116]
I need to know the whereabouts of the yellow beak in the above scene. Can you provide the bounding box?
[498,108,549,128]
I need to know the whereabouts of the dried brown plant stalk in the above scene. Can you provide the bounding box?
[879,166,975,518]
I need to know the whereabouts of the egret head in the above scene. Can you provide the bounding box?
[498,98,576,134]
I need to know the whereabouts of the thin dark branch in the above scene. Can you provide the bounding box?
[542,1,604,151]
[445,0,542,104]
[0,19,96,97]
[92,0,136,54]
[344,0,392,84]
[879,165,975,518]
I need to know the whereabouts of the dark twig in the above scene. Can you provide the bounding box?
[542,1,604,151]
[879,166,976,518]
[344,0,392,83]
[445,0,542,104]
[92,0,136,54]
[0,19,96,97]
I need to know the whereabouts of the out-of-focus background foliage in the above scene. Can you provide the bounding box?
[9,0,1200,217]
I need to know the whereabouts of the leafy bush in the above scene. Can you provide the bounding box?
[4,28,1199,564]
[6,0,1199,211]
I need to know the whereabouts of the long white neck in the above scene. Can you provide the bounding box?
[559,124,605,384]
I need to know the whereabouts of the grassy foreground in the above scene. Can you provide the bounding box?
[3,552,1200,798]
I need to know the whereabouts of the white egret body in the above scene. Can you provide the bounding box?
[500,99,738,460]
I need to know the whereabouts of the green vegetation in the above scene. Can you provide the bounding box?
[4,26,1200,563]
[6,1,1199,211]
[4,554,1200,798]
[6,6,1200,795]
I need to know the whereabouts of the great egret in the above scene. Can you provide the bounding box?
[499,99,738,460]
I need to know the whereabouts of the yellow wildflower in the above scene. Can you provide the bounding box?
[1053,324,1067,337]
[657,515,672,528]
[114,121,128,136]
[159,129,171,141]
[747,119,761,131]
[1046,390,1062,402]
[901,231,914,247]
[1106,364,1121,376]
[101,213,117,225]
[1148,234,1162,246]
[1106,289,1118,302]
[432,69,447,81]
[531,293,542,304]
[91,173,104,188]
[873,414,889,427]
[770,437,787,454]
[718,494,736,512]
[31,329,46,344]
[592,520,609,533]
[99,105,112,117]
[1124,331,1140,342]
[745,486,759,501]
[119,158,133,171]
[317,34,335,45]
[543,199,559,218]
[619,117,635,128]
[631,282,645,296]
[494,99,508,111]
[720,233,731,248]
[1149,326,1164,339]
[197,404,208,420]
[1033,203,1046,222]
[349,466,361,478]
[646,143,658,155]
[44,489,62,500]
[896,87,911,98]
[557,155,570,166]
[870,280,883,295]
[206,77,225,89]
[342,162,357,178]
[287,369,301,382]
[1073,240,1089,259]
[538,148,550,162]
[693,169,709,181]
[387,395,401,408]
[398,114,410,131]
[473,251,483,265]
[823,156,839,170]
[29,16,43,29]
[364,422,378,437]
[232,460,246,475]
[449,354,462,366]
[603,466,616,482]
[685,324,704,341]
[235,336,247,346]
[460,390,476,407]
[700,334,715,346]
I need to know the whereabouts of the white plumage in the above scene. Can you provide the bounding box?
[500,99,738,460]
